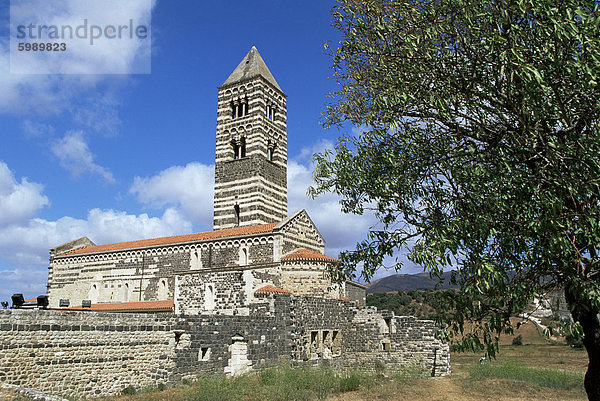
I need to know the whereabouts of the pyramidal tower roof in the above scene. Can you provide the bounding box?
[222,46,282,92]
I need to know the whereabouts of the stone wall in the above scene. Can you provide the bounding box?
[281,260,339,298]
[175,265,280,315]
[0,310,178,398]
[0,294,449,399]
[288,297,450,376]
[343,281,367,306]
[48,249,188,308]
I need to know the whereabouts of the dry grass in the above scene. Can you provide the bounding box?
[329,318,588,401]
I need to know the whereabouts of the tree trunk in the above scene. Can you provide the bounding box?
[565,285,600,401]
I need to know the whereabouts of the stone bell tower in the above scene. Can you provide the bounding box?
[213,46,288,230]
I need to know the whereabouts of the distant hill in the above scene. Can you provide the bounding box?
[366,271,459,293]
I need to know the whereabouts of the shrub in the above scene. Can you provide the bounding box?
[512,334,523,346]
[121,385,136,395]
[374,359,386,375]
[338,373,361,392]
[565,332,584,348]
[258,367,277,386]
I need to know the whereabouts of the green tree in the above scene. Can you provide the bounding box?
[311,0,600,399]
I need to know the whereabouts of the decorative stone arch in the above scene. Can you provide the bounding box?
[88,283,99,304]
[120,282,130,302]
[157,279,169,301]
[204,283,216,310]
[190,247,201,270]
[239,246,250,266]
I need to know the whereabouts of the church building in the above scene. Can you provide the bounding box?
[0,49,449,398]
[46,47,366,313]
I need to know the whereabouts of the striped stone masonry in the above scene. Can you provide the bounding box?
[213,48,288,230]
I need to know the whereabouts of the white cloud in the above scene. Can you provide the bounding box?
[85,207,191,245]
[21,120,55,138]
[0,162,191,300]
[10,0,153,74]
[0,266,48,303]
[0,0,156,119]
[288,152,424,282]
[0,208,191,266]
[293,139,335,163]
[288,160,378,258]
[130,162,215,228]
[51,131,116,183]
[0,161,49,226]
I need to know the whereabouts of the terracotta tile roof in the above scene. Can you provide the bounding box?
[340,296,351,301]
[255,285,291,295]
[56,223,279,257]
[281,249,341,263]
[24,298,37,303]
[68,299,174,312]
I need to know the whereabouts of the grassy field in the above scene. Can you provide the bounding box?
[100,318,588,401]
[328,318,588,401]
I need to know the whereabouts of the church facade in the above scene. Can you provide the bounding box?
[47,47,366,312]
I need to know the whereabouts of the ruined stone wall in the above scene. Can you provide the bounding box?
[171,298,292,381]
[343,281,367,306]
[0,303,291,399]
[0,295,449,399]
[288,297,450,376]
[0,310,179,398]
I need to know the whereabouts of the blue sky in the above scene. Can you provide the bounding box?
[0,0,423,303]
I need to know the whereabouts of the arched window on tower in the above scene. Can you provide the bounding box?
[242,96,248,116]
[231,96,249,119]
[232,137,245,160]
[232,140,240,159]
[240,137,246,158]
[266,104,275,120]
